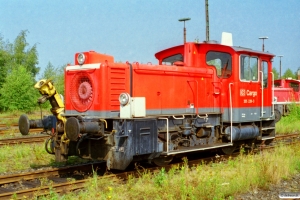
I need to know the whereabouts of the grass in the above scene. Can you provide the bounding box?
[0,143,54,173]
[0,142,98,174]
[0,109,51,126]
[0,109,52,139]
[0,129,23,139]
[1,107,300,199]
[276,104,300,134]
[33,143,300,200]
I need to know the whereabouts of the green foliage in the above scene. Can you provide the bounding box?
[10,30,40,77]
[0,65,39,112]
[0,143,53,173]
[40,62,66,96]
[276,104,300,134]
[0,30,40,111]
[294,67,300,79]
[288,104,300,120]
[154,168,167,186]
[272,68,279,80]
[55,64,66,96]
[0,35,11,89]
[42,62,57,79]
[282,68,296,79]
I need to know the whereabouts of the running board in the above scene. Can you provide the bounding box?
[260,136,275,140]
[261,127,275,130]
[162,143,233,155]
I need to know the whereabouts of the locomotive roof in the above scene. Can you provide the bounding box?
[155,42,275,61]
[231,46,275,57]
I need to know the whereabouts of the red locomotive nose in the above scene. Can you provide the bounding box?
[78,81,92,100]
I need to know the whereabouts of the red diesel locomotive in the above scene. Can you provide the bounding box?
[273,78,300,121]
[20,33,276,170]
[53,33,275,170]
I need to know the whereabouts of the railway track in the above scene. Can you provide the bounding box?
[0,133,299,199]
[0,128,44,135]
[0,162,109,200]
[0,135,49,146]
[0,124,18,128]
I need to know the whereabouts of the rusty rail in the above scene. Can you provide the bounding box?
[0,135,48,146]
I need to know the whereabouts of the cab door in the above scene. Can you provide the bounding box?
[260,60,272,118]
[238,55,261,122]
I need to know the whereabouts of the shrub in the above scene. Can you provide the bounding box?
[0,65,39,112]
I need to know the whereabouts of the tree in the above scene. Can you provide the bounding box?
[10,30,40,76]
[54,64,66,96]
[0,35,11,89]
[272,68,279,80]
[0,30,40,91]
[0,65,39,112]
[282,68,296,79]
[42,62,57,80]
[38,62,66,109]
[294,67,300,80]
[40,62,66,95]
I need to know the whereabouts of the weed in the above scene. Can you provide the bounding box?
[154,168,167,187]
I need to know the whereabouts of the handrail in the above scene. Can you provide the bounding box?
[197,114,208,122]
[260,71,264,118]
[172,115,185,119]
[187,80,199,115]
[134,64,214,77]
[229,83,234,144]
[159,117,169,153]
[270,72,274,117]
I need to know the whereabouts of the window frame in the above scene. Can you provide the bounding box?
[262,60,268,88]
[206,51,232,78]
[239,54,259,82]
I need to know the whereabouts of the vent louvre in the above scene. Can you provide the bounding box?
[109,68,126,107]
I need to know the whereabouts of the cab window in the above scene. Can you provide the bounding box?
[240,55,258,81]
[290,82,299,92]
[162,54,183,65]
[206,51,232,78]
[262,61,268,88]
[274,81,281,87]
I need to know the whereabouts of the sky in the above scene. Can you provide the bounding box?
[1,0,299,78]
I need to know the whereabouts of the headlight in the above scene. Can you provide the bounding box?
[77,53,86,65]
[119,93,130,106]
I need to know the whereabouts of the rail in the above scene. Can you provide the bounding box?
[0,135,48,146]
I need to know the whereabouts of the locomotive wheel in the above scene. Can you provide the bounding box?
[152,155,173,167]
[274,109,282,122]
[221,144,237,155]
